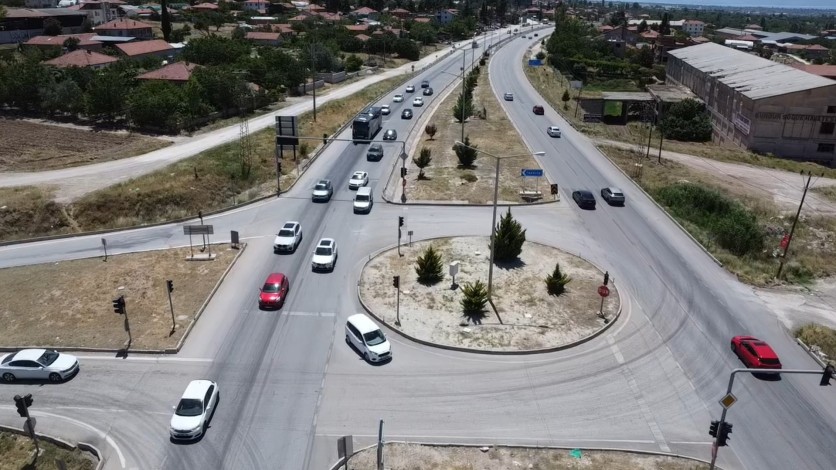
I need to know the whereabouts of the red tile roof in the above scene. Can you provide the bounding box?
[346,24,369,32]
[354,7,377,14]
[355,34,371,42]
[807,44,829,51]
[288,14,308,21]
[245,32,281,41]
[271,24,295,34]
[391,8,410,14]
[44,49,118,68]
[791,63,836,78]
[191,2,219,10]
[115,39,173,57]
[137,62,199,82]
[96,18,154,30]
[25,33,99,47]
[736,34,760,41]
[414,17,431,23]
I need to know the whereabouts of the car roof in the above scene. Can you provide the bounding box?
[576,189,593,196]
[264,272,286,284]
[318,238,335,247]
[11,349,47,361]
[606,187,623,193]
[347,313,381,334]
[181,379,215,399]
[750,342,779,358]
[370,143,382,149]
[316,179,330,185]
[282,221,299,229]
[549,126,560,129]
[352,171,367,177]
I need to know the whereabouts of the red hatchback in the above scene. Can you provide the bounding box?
[258,273,289,310]
[731,336,782,369]
[532,105,545,115]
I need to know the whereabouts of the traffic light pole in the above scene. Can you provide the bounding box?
[709,367,832,470]
[13,394,39,458]
[166,280,175,336]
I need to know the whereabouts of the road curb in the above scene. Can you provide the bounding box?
[796,337,832,367]
[0,424,103,470]
[355,236,622,355]
[330,442,719,470]
[0,243,248,355]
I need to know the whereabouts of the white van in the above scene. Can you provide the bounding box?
[353,186,373,213]
[345,313,391,362]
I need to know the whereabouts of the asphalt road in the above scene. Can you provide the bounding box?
[2,24,834,470]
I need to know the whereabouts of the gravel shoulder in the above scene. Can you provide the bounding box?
[359,236,617,351]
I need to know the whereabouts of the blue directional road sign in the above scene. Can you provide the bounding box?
[521,168,544,178]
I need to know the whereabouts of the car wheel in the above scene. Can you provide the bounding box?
[2,372,15,383]
[730,342,736,353]
[345,335,351,345]
[49,372,62,383]
[364,352,370,362]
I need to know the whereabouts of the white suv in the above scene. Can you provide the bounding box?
[273,221,302,253]
[346,314,392,363]
[311,238,338,272]
[169,380,219,440]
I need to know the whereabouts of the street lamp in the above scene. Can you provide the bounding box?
[454,141,544,299]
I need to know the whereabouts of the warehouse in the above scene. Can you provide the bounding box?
[665,42,836,166]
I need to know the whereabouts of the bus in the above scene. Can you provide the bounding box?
[352,107,382,142]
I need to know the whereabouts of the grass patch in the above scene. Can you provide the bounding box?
[0,76,407,242]
[813,185,836,202]
[0,431,96,470]
[601,145,836,286]
[795,324,836,366]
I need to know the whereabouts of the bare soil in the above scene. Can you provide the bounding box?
[359,237,617,351]
[0,246,238,350]
[405,59,549,204]
[0,431,97,470]
[348,443,708,470]
[0,118,171,172]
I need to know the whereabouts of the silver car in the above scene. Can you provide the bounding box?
[312,179,333,202]
[1,349,79,383]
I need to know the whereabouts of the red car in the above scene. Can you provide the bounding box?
[258,273,289,310]
[731,336,782,369]
[532,105,545,115]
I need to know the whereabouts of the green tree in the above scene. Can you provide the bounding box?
[161,0,172,41]
[659,98,712,141]
[39,78,84,116]
[424,123,437,140]
[545,262,572,296]
[63,37,80,52]
[413,147,432,180]
[231,26,246,41]
[85,68,127,121]
[460,280,488,316]
[170,24,191,43]
[43,18,62,36]
[127,81,184,132]
[491,208,526,263]
[182,36,250,66]
[453,135,478,167]
[193,66,247,113]
[0,58,50,110]
[345,54,363,72]
[452,92,473,123]
[415,245,444,285]
[561,89,571,109]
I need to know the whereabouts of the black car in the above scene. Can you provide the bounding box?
[423,87,434,96]
[572,190,596,209]
[383,129,398,140]
[421,80,430,88]
[401,109,413,119]
[367,143,384,161]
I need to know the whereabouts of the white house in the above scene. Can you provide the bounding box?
[435,9,457,25]
[682,20,706,37]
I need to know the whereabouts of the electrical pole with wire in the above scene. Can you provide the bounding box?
[776,171,817,279]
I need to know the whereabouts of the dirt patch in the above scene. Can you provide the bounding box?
[0,118,171,172]
[0,246,239,350]
[0,431,97,470]
[406,60,548,203]
[347,443,708,470]
[359,236,617,351]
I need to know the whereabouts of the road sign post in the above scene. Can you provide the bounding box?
[101,238,107,262]
[597,285,610,321]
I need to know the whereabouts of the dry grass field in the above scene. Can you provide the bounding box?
[0,432,96,470]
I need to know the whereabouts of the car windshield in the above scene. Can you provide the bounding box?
[315,247,332,256]
[364,330,386,346]
[356,195,369,202]
[314,183,328,191]
[262,283,280,293]
[353,173,364,179]
[175,398,204,417]
[37,350,59,366]
[1,354,12,365]
[278,229,294,237]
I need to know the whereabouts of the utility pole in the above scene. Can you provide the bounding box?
[166,280,175,335]
[393,276,401,326]
[311,43,317,122]
[397,216,404,257]
[777,171,815,279]
[461,50,467,142]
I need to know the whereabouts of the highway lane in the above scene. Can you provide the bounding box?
[490,31,836,469]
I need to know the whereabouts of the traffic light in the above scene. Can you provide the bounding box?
[709,420,719,437]
[23,394,32,408]
[398,216,404,227]
[603,271,609,286]
[112,295,125,315]
[393,275,400,289]
[166,280,174,293]
[821,364,835,386]
[14,395,26,417]
[717,422,732,446]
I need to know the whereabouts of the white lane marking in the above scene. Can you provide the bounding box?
[607,335,625,364]
[75,356,212,363]
[286,311,337,317]
[316,433,655,444]
[669,441,713,445]
[57,406,170,416]
[31,409,127,468]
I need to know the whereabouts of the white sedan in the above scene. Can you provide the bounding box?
[393,94,404,103]
[170,379,219,440]
[348,171,369,189]
[1,349,79,383]
[547,126,561,137]
[412,97,424,107]
[380,104,390,115]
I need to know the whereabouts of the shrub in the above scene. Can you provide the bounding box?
[561,90,571,109]
[413,148,432,179]
[453,135,478,167]
[345,54,363,72]
[415,245,444,285]
[492,208,526,263]
[658,98,712,142]
[535,51,546,60]
[461,173,478,183]
[452,93,473,122]
[545,262,572,296]
[424,123,437,140]
[460,280,489,315]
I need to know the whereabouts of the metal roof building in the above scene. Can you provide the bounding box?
[665,42,836,165]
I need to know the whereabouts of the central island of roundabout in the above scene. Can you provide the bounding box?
[358,235,620,353]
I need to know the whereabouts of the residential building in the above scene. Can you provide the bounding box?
[43,49,117,69]
[390,8,411,19]
[23,32,103,51]
[243,0,268,15]
[95,18,153,39]
[345,24,369,35]
[435,9,457,25]
[351,7,379,21]
[136,61,199,84]
[791,64,836,80]
[681,20,705,37]
[116,39,175,59]
[75,1,120,26]
[245,31,282,46]
[191,3,219,13]
[0,8,88,44]
[666,42,836,165]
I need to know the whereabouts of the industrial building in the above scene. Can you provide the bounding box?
[666,42,836,166]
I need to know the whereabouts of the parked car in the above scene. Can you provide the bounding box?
[273,221,302,253]
[405,85,415,93]
[546,126,561,137]
[169,380,219,441]
[383,129,398,140]
[346,313,392,363]
[504,92,514,101]
[393,94,404,103]
[533,105,545,115]
[311,179,333,202]
[731,336,782,369]
[420,80,430,88]
[412,97,424,107]
[0,349,79,383]
[401,109,413,119]
[348,171,369,189]
[367,143,384,161]
[258,272,289,309]
[380,104,390,115]
[571,190,596,209]
[311,238,338,272]
[601,187,626,206]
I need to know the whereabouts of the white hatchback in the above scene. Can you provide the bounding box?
[380,104,390,115]
[412,97,424,107]
[393,94,404,103]
[170,380,219,440]
[547,126,561,137]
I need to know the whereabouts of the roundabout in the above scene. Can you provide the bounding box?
[358,236,620,352]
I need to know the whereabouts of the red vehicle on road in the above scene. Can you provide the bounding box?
[258,273,289,310]
[731,336,782,369]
